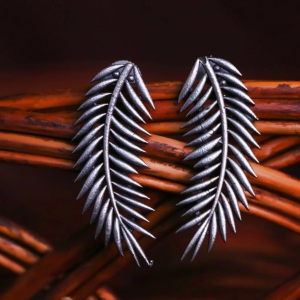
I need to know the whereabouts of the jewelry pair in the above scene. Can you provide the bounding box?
[72,57,260,266]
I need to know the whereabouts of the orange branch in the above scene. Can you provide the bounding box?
[263,147,300,170]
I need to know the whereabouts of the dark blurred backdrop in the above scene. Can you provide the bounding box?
[0,0,300,96]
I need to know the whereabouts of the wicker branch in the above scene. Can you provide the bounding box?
[253,136,300,162]
[0,215,51,254]
[263,146,300,169]
[264,272,300,300]
[1,81,300,112]
[0,253,25,274]
[34,98,300,122]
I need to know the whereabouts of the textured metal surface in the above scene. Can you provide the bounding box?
[177,56,260,260]
[73,61,155,266]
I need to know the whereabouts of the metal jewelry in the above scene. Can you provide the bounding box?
[73,60,155,266]
[176,56,260,260]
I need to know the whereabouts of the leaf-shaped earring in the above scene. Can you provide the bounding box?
[177,56,260,260]
[73,60,155,267]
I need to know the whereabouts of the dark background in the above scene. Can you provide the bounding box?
[1,0,300,96]
[0,1,299,299]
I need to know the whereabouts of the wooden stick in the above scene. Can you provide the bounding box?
[253,136,300,162]
[0,215,51,254]
[141,133,270,164]
[0,253,25,274]
[0,131,189,163]
[47,107,81,119]
[0,149,74,170]
[0,131,280,169]
[138,152,300,201]
[249,163,300,200]
[251,99,300,120]
[41,98,300,121]
[85,296,98,300]
[0,90,84,111]
[0,108,299,144]
[95,288,117,300]
[2,146,299,226]
[0,130,192,164]
[263,147,300,170]
[137,100,186,121]
[0,236,40,265]
[244,204,300,233]
[242,81,300,99]
[133,178,300,221]
[1,81,300,112]
[246,187,300,219]
[141,134,193,163]
[144,121,300,136]
[254,135,272,145]
[264,272,300,300]
[138,156,193,184]
[0,127,298,233]
[1,145,300,223]
[254,121,300,135]
[1,131,300,202]
[0,130,298,230]
[131,173,186,194]
[0,148,186,194]
[137,152,300,202]
[143,134,286,165]
[0,117,298,200]
[0,131,74,159]
[0,108,75,139]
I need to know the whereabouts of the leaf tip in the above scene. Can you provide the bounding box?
[178,94,184,104]
[179,106,186,113]
[185,109,193,117]
[180,123,188,129]
[85,90,93,97]
[74,173,83,182]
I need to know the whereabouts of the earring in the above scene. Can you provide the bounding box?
[176,56,260,260]
[72,60,155,267]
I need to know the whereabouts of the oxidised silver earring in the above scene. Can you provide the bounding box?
[176,56,260,260]
[73,60,155,266]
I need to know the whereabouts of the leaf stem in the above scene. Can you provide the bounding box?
[103,63,133,223]
[199,57,228,221]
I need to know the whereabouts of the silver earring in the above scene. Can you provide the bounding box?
[176,56,260,260]
[73,60,155,267]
